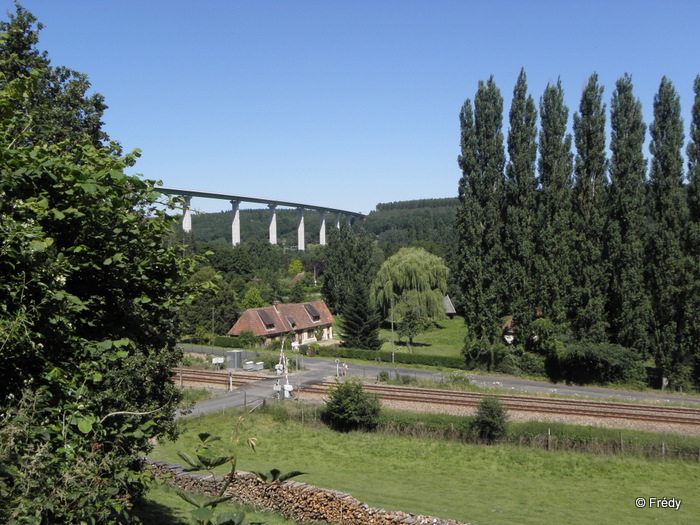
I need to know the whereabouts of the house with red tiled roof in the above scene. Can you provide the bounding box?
[227,300,335,346]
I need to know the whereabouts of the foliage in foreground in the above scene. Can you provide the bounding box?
[0,5,195,522]
[175,422,256,525]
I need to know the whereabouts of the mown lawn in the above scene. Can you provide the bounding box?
[379,315,467,357]
[149,410,700,525]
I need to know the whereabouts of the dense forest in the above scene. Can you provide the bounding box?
[185,196,458,253]
[453,70,700,390]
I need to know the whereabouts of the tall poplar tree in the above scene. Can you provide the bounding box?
[684,75,700,384]
[570,73,608,342]
[534,79,574,325]
[605,74,651,352]
[647,76,689,387]
[455,77,506,341]
[504,68,538,337]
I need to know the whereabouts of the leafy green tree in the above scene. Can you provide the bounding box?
[570,73,608,342]
[647,77,690,388]
[534,79,574,325]
[240,285,267,310]
[372,247,448,348]
[454,77,507,342]
[287,258,303,276]
[395,303,433,349]
[372,247,448,318]
[178,266,239,341]
[0,2,109,149]
[288,278,307,304]
[685,75,700,385]
[0,8,196,520]
[604,74,651,353]
[503,68,538,337]
[0,112,194,522]
[320,379,381,432]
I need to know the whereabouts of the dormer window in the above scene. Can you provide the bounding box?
[304,303,321,322]
[258,310,276,331]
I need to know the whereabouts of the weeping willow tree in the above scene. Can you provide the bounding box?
[371,247,449,347]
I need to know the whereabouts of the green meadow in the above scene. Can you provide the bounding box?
[148,409,700,525]
[378,315,468,356]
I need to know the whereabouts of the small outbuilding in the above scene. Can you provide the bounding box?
[227,300,335,346]
[444,294,456,319]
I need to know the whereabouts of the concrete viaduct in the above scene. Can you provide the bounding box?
[156,187,365,250]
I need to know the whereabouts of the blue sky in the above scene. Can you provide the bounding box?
[5,0,700,215]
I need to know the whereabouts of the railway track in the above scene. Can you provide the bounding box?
[302,381,700,427]
[171,368,274,388]
[171,368,700,428]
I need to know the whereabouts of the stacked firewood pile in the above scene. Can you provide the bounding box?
[149,461,467,525]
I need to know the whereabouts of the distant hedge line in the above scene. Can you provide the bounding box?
[312,345,465,369]
[211,336,646,387]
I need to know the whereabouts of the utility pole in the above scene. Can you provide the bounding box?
[390,296,395,365]
[211,307,215,345]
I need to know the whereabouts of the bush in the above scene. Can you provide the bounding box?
[237,330,264,349]
[472,396,508,444]
[462,340,506,372]
[549,343,646,386]
[320,379,381,432]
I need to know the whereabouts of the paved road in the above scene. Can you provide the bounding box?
[179,348,700,417]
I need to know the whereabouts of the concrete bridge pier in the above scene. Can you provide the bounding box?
[182,195,192,233]
[268,204,277,245]
[297,208,305,251]
[319,211,327,245]
[231,200,240,245]
[334,213,341,229]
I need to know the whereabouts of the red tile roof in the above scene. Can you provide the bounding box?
[227,300,334,337]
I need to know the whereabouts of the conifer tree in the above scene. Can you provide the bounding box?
[340,278,382,350]
[454,77,506,341]
[504,68,538,337]
[323,225,382,349]
[534,79,574,326]
[570,73,608,342]
[647,77,689,388]
[605,74,651,353]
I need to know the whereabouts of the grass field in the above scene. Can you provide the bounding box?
[379,315,467,356]
[149,409,700,525]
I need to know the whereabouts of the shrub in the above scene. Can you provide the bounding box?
[237,330,264,349]
[320,379,381,432]
[550,343,646,386]
[472,396,508,444]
